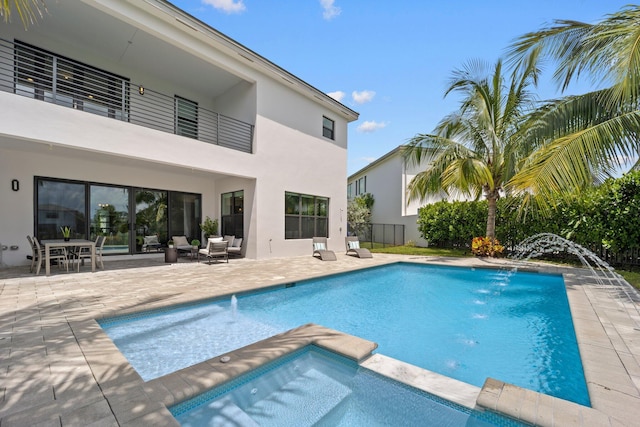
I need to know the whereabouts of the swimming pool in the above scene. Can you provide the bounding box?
[100,262,590,406]
[171,345,527,426]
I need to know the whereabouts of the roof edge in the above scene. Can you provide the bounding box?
[138,0,359,122]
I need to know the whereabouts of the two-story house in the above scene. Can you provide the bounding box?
[0,0,358,267]
[348,145,451,247]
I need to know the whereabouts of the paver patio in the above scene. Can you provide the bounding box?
[0,253,638,426]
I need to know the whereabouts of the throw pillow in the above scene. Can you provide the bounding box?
[348,240,360,249]
[313,242,326,251]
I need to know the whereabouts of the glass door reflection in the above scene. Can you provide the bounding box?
[90,185,130,254]
[134,189,168,253]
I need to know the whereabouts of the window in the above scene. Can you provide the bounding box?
[322,116,335,140]
[347,182,353,199]
[221,190,244,238]
[175,96,198,139]
[285,192,329,239]
[355,176,367,196]
[14,41,129,119]
[14,42,53,101]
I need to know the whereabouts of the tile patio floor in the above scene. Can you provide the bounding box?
[0,253,639,426]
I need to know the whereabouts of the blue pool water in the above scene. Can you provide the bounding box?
[101,262,590,406]
[172,345,527,427]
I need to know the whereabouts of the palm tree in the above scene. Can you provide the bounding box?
[1,0,46,28]
[404,58,539,238]
[506,5,640,211]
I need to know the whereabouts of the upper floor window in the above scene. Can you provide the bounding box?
[322,116,335,140]
[285,192,329,239]
[355,176,366,196]
[175,96,198,139]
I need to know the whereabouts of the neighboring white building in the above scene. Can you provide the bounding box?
[0,0,358,267]
[347,146,449,247]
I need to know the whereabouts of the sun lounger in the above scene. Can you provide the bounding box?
[345,236,372,258]
[313,237,336,261]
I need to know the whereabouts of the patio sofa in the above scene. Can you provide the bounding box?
[223,235,243,257]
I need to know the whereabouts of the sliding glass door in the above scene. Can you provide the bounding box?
[35,180,86,240]
[35,177,200,256]
[90,185,129,254]
[134,189,168,253]
[170,192,202,242]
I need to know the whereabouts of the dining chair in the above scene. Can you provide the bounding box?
[73,238,96,272]
[32,236,69,275]
[26,235,40,273]
[95,235,105,269]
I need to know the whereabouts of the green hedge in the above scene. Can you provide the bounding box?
[416,170,640,253]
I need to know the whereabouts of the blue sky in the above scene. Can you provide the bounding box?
[170,0,632,175]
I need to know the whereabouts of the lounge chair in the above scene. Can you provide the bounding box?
[199,238,229,264]
[172,235,192,255]
[142,235,161,252]
[312,237,337,261]
[345,236,372,258]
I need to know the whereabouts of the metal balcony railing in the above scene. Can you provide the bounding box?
[0,38,253,153]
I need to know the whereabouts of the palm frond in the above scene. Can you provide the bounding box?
[507,6,640,107]
[0,0,46,28]
[508,109,640,211]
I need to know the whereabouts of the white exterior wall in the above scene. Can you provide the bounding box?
[0,0,356,267]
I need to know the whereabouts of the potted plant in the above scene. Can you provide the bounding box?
[200,216,219,239]
[191,239,200,249]
[60,226,72,241]
[167,239,174,248]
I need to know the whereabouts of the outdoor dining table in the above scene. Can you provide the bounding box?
[41,239,96,276]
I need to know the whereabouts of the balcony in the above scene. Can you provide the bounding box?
[0,38,253,153]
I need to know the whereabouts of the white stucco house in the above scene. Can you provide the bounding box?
[0,0,358,267]
[347,145,450,247]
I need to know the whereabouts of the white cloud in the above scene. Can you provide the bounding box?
[202,0,246,14]
[352,90,376,105]
[320,0,341,20]
[357,120,387,133]
[327,91,346,102]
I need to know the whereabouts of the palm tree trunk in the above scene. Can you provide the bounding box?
[486,196,497,239]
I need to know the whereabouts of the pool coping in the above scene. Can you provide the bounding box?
[1,254,638,426]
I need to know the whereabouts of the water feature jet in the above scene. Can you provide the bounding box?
[231,294,238,319]
[510,233,640,328]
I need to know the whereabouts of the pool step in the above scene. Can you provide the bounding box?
[245,368,353,426]
[201,397,260,427]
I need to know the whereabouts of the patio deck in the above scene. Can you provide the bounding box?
[0,253,638,426]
